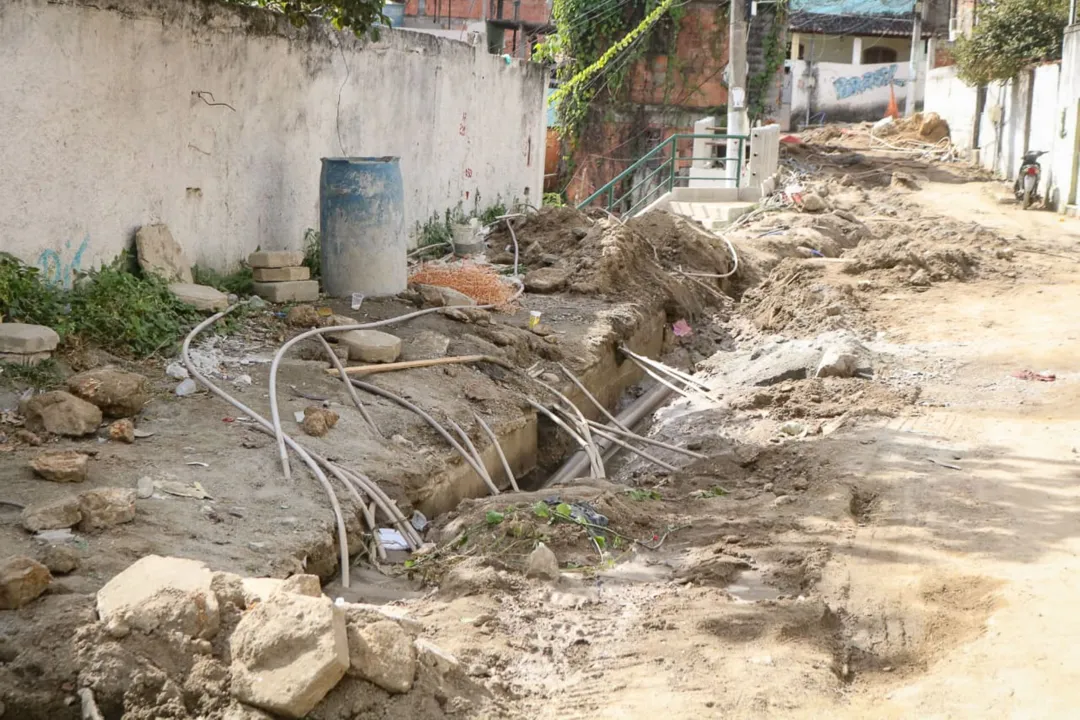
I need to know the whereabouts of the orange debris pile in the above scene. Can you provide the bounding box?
[409,262,517,308]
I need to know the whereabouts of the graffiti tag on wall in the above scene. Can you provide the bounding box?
[37,234,90,289]
[833,64,906,101]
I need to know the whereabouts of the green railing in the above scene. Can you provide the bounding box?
[577,133,748,216]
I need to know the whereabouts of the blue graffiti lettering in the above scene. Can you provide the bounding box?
[37,234,90,289]
[833,64,906,100]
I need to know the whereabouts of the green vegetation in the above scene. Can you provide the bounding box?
[953,0,1067,85]
[0,358,63,389]
[625,488,662,501]
[543,192,567,208]
[221,0,387,37]
[302,228,321,280]
[193,264,254,296]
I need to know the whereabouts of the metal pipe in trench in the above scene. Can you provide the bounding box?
[542,383,673,488]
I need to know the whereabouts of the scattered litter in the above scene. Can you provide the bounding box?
[293,410,306,423]
[926,458,962,471]
[672,319,692,338]
[157,480,213,499]
[185,461,209,468]
[290,386,329,402]
[175,378,198,396]
[233,374,252,386]
[378,528,410,551]
[166,362,190,380]
[133,429,155,438]
[222,417,235,423]
[34,528,75,543]
[1012,369,1056,382]
[411,510,429,532]
[529,310,542,329]
[351,292,365,310]
[248,296,268,309]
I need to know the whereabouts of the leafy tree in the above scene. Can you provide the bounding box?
[952,0,1067,86]
[223,0,388,36]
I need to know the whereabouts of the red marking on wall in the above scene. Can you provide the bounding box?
[459,113,468,136]
[464,168,473,178]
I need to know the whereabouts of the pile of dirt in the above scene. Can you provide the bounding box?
[741,258,870,335]
[731,377,920,421]
[486,208,739,318]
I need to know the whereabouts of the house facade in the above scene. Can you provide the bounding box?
[400,0,553,57]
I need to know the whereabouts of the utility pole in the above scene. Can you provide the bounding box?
[726,0,748,188]
[904,0,924,117]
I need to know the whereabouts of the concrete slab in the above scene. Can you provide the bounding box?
[336,329,401,363]
[0,323,60,354]
[253,266,310,282]
[253,281,320,303]
[248,251,304,268]
[169,283,229,311]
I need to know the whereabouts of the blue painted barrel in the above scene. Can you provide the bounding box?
[319,157,406,298]
[383,2,405,27]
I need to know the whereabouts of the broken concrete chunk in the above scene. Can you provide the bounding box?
[40,545,80,575]
[524,267,570,294]
[78,488,136,531]
[337,329,402,363]
[22,496,82,532]
[211,571,247,610]
[524,542,560,581]
[800,193,828,213]
[346,619,417,693]
[248,251,305,269]
[0,556,52,610]
[30,450,89,483]
[401,330,450,361]
[241,577,284,606]
[415,284,477,308]
[301,407,339,437]
[108,418,136,443]
[229,592,349,719]
[97,555,220,639]
[252,280,320,303]
[0,323,60,354]
[170,283,229,311]
[253,266,310,282]
[815,347,858,378]
[414,638,460,678]
[67,366,151,418]
[136,224,194,283]
[275,574,322,598]
[21,391,103,437]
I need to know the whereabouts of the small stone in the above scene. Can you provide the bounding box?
[253,266,310,282]
[211,571,247,609]
[21,391,102,437]
[22,496,82,532]
[800,193,827,213]
[135,224,193,283]
[524,543,560,581]
[317,314,357,329]
[252,281,320,303]
[774,495,797,507]
[815,349,858,379]
[415,284,476,308]
[346,619,417,693]
[170,283,230,311]
[15,429,42,446]
[78,488,137,531]
[108,419,135,444]
[30,450,89,483]
[762,482,775,493]
[248,251,305,269]
[40,545,80,575]
[779,421,805,436]
[248,296,268,310]
[571,227,589,239]
[336,329,402,363]
[301,407,339,438]
[0,323,60,354]
[524,267,570,293]
[909,268,930,286]
[286,305,321,328]
[136,476,155,499]
[0,557,52,610]
[67,366,151,417]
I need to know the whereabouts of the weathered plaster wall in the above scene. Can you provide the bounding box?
[0,0,546,283]
[791,59,923,126]
[924,65,977,152]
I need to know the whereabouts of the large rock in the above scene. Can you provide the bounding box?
[97,555,220,639]
[30,450,89,483]
[336,329,401,363]
[0,556,52,610]
[40,545,80,575]
[136,224,194,283]
[345,619,416,693]
[67,366,151,418]
[524,543,560,581]
[21,391,102,437]
[170,283,229,311]
[22,496,82,532]
[78,488,136,531]
[229,592,349,718]
[415,284,476,308]
[523,267,570,294]
[0,323,60,354]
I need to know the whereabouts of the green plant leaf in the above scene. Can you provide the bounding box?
[532,501,551,519]
[486,510,505,526]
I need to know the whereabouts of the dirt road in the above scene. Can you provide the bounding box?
[412,182,1080,719]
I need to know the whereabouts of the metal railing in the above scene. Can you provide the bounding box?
[577,133,748,216]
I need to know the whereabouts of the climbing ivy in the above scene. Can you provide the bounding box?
[221,0,387,37]
[746,0,788,123]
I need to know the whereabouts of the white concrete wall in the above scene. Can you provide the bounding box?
[791,59,921,126]
[924,65,978,152]
[0,0,546,284]
[1050,27,1080,210]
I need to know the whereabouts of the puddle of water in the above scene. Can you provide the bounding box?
[725,569,783,602]
[591,555,673,585]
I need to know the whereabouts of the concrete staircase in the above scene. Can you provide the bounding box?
[667,199,757,230]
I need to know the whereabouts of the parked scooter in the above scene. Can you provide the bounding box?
[1014,150,1048,209]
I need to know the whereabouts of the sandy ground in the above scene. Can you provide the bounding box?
[402,181,1080,719]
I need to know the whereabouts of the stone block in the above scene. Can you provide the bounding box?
[0,351,52,366]
[248,251,305,269]
[229,592,349,718]
[30,450,89,483]
[97,555,220,639]
[345,619,416,693]
[22,496,82,532]
[170,283,229,311]
[21,391,102,437]
[78,487,136,531]
[336,329,401,363]
[0,323,60,354]
[0,557,52,610]
[253,281,320,303]
[136,224,194,283]
[524,267,570,294]
[253,266,310,282]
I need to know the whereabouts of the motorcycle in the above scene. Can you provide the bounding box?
[1014,150,1047,209]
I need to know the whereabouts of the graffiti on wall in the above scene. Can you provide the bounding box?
[833,64,906,101]
[37,234,90,288]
